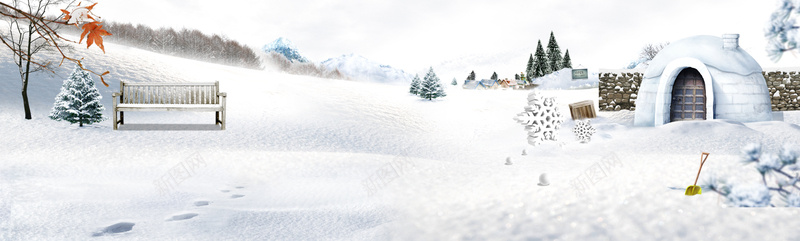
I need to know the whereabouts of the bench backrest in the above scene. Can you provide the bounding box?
[120,81,220,105]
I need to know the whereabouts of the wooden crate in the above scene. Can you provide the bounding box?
[569,100,596,120]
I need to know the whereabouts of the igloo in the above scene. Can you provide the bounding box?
[634,34,773,126]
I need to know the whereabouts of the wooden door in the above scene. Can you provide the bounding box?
[670,68,706,121]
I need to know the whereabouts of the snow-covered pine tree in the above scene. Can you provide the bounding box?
[562,49,572,69]
[546,31,563,73]
[451,77,458,86]
[409,74,422,95]
[467,70,476,81]
[490,72,498,80]
[533,40,550,78]
[420,67,446,100]
[435,78,447,99]
[515,73,520,80]
[766,1,800,62]
[525,54,534,84]
[49,64,106,127]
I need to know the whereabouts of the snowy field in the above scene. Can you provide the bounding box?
[3,40,800,240]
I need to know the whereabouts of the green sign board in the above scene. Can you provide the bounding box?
[572,69,588,80]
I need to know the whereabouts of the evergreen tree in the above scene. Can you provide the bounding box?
[490,72,498,80]
[525,54,534,84]
[546,31,563,73]
[532,40,550,78]
[420,67,446,100]
[562,49,572,69]
[49,65,106,127]
[467,70,476,81]
[515,73,520,80]
[409,74,422,95]
[451,77,458,86]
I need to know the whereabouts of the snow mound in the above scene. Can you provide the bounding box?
[321,54,413,84]
[530,68,599,90]
[644,35,762,78]
[263,37,309,63]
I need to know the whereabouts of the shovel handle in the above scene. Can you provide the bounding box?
[693,152,710,186]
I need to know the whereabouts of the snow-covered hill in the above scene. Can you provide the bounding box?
[530,68,600,90]
[321,54,413,84]
[2,37,800,240]
[432,49,531,82]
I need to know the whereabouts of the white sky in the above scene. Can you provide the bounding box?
[83,0,800,75]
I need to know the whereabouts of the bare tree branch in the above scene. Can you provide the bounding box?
[0,1,110,84]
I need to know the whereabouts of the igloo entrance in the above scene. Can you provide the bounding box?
[670,68,707,121]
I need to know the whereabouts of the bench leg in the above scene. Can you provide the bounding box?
[120,111,124,125]
[216,111,220,125]
[221,110,226,130]
[113,110,118,130]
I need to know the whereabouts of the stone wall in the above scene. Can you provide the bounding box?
[598,69,800,112]
[764,70,800,111]
[598,71,642,111]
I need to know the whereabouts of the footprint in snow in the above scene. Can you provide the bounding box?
[193,201,209,207]
[235,186,244,189]
[92,222,135,237]
[166,213,199,221]
[230,194,245,199]
[220,190,230,193]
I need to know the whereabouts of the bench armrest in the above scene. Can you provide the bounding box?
[112,92,121,97]
[218,92,227,97]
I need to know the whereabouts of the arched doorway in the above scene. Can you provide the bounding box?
[670,68,706,121]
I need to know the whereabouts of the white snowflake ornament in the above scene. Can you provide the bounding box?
[572,119,596,143]
[515,91,564,146]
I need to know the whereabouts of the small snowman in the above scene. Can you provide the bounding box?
[505,157,513,165]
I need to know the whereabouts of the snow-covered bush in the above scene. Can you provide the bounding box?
[625,58,649,69]
[49,65,106,127]
[784,192,800,207]
[726,183,772,207]
[707,143,800,207]
[765,0,800,62]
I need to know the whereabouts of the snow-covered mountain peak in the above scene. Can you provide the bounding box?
[262,37,309,63]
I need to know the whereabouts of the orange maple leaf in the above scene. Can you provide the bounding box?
[60,9,71,21]
[84,2,97,11]
[79,21,112,53]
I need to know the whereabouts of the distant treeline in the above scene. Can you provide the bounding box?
[61,21,262,69]
[262,52,347,80]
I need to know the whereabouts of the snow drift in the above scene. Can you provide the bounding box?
[321,54,413,85]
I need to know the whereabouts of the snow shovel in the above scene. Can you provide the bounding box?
[685,152,710,196]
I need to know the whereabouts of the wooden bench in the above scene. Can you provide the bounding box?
[112,81,227,130]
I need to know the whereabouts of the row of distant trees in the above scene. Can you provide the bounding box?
[60,21,262,69]
[463,31,572,84]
